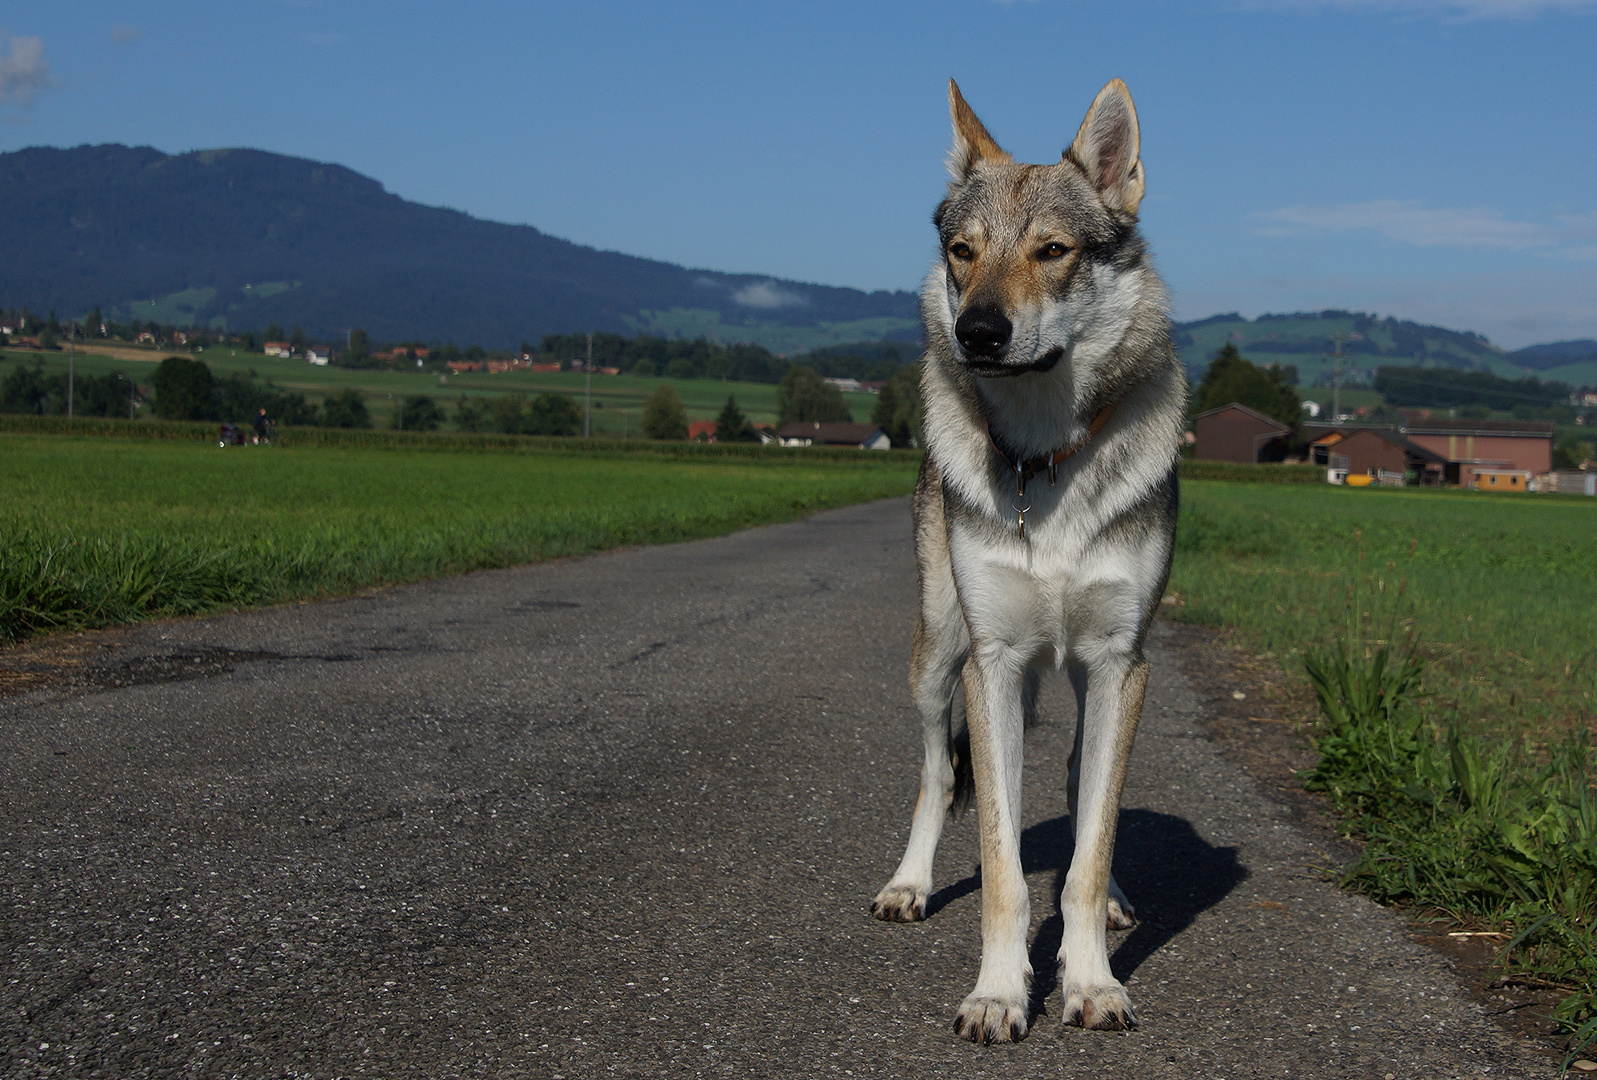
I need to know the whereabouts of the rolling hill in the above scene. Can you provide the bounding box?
[0,144,920,353]
[1173,311,1596,388]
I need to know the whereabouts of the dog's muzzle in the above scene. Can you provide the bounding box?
[953,307,1062,376]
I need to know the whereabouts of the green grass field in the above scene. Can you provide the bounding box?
[1,346,879,433]
[0,432,919,642]
[1171,480,1597,739]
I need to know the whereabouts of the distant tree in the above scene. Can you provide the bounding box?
[1,360,62,414]
[642,384,689,440]
[322,388,371,428]
[715,395,756,442]
[525,392,581,436]
[481,391,580,435]
[37,326,57,350]
[1194,344,1300,428]
[85,306,103,337]
[776,365,852,426]
[347,328,370,362]
[264,323,285,344]
[1552,435,1592,470]
[871,363,922,447]
[666,357,695,380]
[632,359,656,377]
[453,395,492,432]
[395,395,445,432]
[290,325,306,353]
[151,356,214,420]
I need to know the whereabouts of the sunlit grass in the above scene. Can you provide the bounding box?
[0,433,918,641]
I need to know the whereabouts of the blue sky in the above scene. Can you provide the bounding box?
[2,0,1594,347]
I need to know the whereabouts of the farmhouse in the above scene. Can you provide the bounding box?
[1310,427,1447,484]
[775,421,891,450]
[1400,418,1553,489]
[305,346,331,366]
[263,341,293,358]
[687,421,718,441]
[1192,403,1291,464]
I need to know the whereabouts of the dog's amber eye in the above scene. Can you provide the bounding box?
[1038,242,1069,260]
[947,242,973,261]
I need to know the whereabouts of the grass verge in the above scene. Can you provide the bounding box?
[1301,587,1596,1064]
[1169,480,1596,1062]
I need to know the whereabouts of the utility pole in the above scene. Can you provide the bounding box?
[1328,332,1347,425]
[583,332,593,439]
[67,336,75,420]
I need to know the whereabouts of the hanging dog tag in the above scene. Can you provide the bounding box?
[1012,463,1033,540]
[1012,489,1031,540]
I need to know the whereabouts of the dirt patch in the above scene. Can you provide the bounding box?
[0,628,134,697]
[1158,616,1574,1064]
[0,626,330,699]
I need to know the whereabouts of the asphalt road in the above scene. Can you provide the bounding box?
[1,497,1554,1079]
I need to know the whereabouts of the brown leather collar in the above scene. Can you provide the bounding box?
[985,404,1115,480]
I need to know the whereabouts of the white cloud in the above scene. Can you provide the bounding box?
[0,31,51,106]
[1257,200,1562,250]
[111,24,141,44]
[732,281,808,309]
[1238,0,1597,17]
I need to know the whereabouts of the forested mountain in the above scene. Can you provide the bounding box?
[0,144,919,352]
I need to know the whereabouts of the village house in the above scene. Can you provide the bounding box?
[687,420,718,441]
[305,346,331,366]
[1309,427,1448,485]
[774,421,891,450]
[263,341,293,358]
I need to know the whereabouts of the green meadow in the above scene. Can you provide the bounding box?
[1,346,880,433]
[0,431,919,642]
[1171,480,1597,738]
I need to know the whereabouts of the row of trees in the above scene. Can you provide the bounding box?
[1,360,140,418]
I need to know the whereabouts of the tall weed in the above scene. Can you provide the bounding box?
[1304,571,1597,1063]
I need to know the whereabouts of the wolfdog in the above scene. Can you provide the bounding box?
[870,79,1185,1044]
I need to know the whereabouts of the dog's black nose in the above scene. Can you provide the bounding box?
[955,307,1012,357]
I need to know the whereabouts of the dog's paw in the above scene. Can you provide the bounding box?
[1106,894,1136,931]
[1061,982,1137,1031]
[953,994,1029,1044]
[870,883,926,923]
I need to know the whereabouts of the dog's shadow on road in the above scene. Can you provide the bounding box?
[926,809,1246,1019]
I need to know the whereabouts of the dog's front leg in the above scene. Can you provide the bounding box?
[1058,655,1147,1031]
[952,650,1032,1045]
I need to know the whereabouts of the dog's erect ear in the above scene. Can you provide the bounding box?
[1066,79,1144,214]
[947,79,1011,180]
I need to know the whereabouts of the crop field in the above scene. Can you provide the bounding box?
[1171,480,1596,740]
[0,432,919,642]
[1,346,879,432]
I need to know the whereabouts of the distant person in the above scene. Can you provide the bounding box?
[253,408,270,444]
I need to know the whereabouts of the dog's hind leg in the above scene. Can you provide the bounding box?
[872,552,968,923]
[952,650,1033,1044]
[1057,653,1148,1031]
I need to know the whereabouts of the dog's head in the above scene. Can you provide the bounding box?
[929,79,1150,379]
